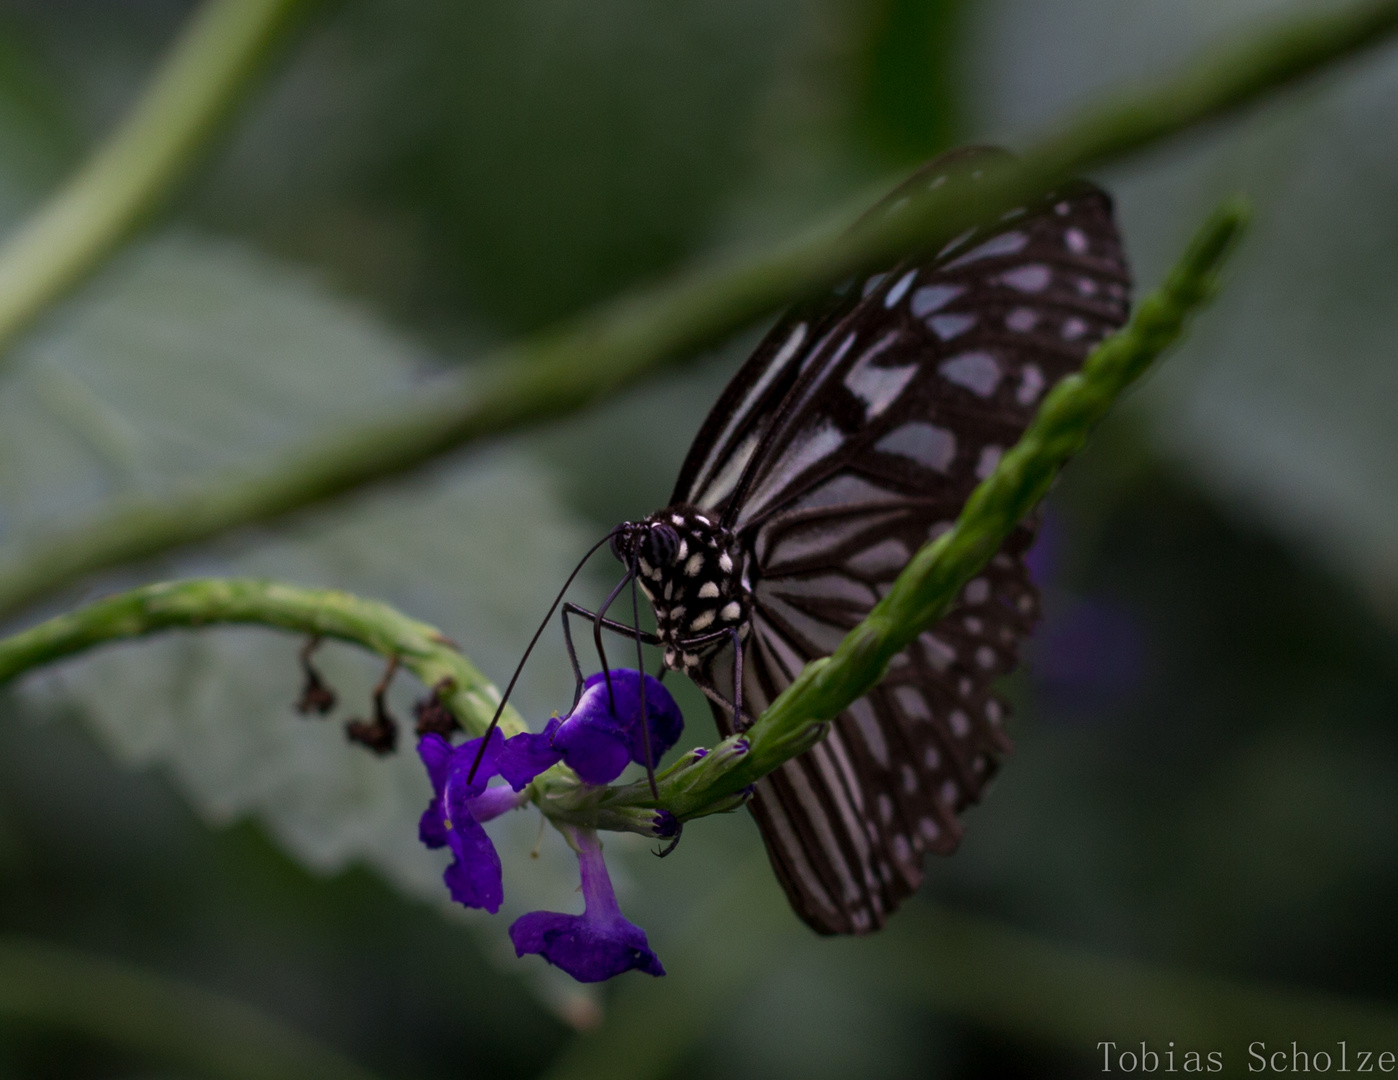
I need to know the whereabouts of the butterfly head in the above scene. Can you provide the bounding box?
[609,519,681,577]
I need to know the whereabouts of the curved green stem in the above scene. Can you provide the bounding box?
[0,576,525,741]
[0,936,383,1080]
[0,0,313,360]
[0,0,1387,621]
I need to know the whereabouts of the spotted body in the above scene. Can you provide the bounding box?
[610,147,1131,936]
[618,506,752,689]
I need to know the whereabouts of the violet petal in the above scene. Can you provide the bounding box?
[509,910,664,982]
[442,813,504,913]
[552,670,684,784]
[499,718,564,790]
[508,827,663,982]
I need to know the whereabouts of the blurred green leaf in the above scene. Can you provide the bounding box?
[0,230,617,1014]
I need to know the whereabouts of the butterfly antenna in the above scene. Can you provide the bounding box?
[592,566,635,713]
[466,529,619,785]
[630,564,658,799]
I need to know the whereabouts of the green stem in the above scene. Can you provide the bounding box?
[0,0,1387,621]
[0,936,383,1080]
[0,0,312,360]
[0,576,526,740]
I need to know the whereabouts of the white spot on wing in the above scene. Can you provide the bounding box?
[690,610,716,632]
[937,228,975,258]
[944,230,1028,269]
[1017,364,1045,406]
[1000,264,1051,292]
[884,269,917,308]
[975,445,1003,480]
[910,284,963,317]
[698,581,719,598]
[843,332,916,420]
[928,312,977,340]
[862,273,888,298]
[964,578,990,604]
[1006,307,1038,333]
[1065,227,1088,254]
[792,473,900,513]
[1062,317,1087,341]
[876,422,957,472]
[939,351,1001,397]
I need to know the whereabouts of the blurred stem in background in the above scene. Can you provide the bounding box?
[0,0,1394,625]
[0,0,316,364]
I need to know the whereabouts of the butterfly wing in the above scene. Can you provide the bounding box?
[674,149,1132,935]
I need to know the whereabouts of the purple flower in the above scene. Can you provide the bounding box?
[498,669,683,788]
[510,828,665,982]
[417,730,526,914]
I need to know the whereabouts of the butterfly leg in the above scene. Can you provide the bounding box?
[561,602,661,709]
[674,625,750,728]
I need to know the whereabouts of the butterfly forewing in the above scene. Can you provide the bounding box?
[669,149,1130,935]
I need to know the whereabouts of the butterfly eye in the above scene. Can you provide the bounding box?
[643,524,679,567]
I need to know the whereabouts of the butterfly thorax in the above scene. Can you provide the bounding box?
[614,505,751,675]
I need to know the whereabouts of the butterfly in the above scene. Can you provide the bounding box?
[583,147,1131,935]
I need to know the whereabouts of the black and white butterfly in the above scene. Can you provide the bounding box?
[573,147,1131,935]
